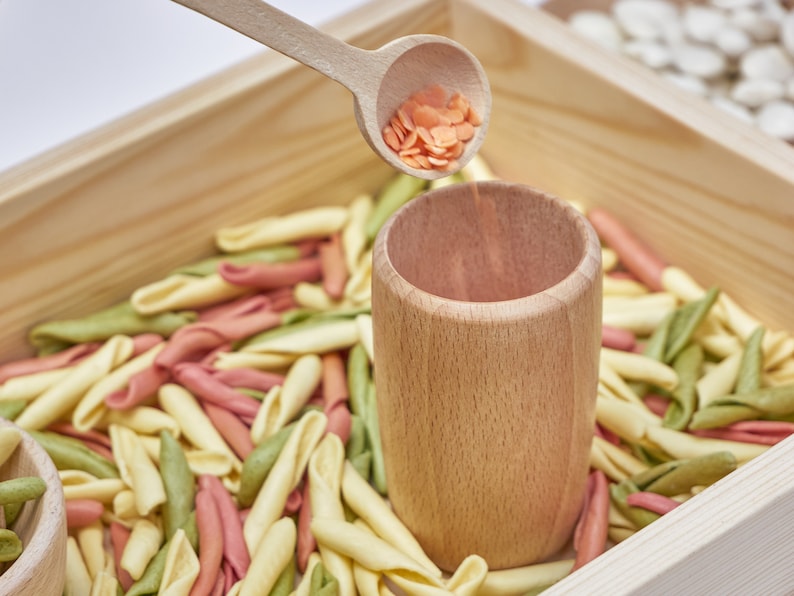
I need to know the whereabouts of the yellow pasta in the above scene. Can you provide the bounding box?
[446,554,489,596]
[121,518,163,580]
[72,342,164,432]
[600,348,679,393]
[697,332,743,359]
[100,405,180,440]
[250,386,281,445]
[597,361,644,405]
[243,410,326,554]
[602,275,649,297]
[237,517,296,596]
[645,425,769,463]
[600,247,618,272]
[589,440,628,483]
[76,520,105,580]
[112,489,139,520]
[355,314,374,364]
[717,292,763,342]
[241,319,359,355]
[602,310,673,336]
[159,528,200,596]
[309,434,355,596]
[215,206,349,252]
[311,518,447,595]
[696,351,742,408]
[61,474,127,504]
[294,552,323,596]
[250,354,321,443]
[89,570,121,596]
[344,248,372,305]
[592,435,648,478]
[0,427,21,467]
[608,499,636,531]
[596,395,660,444]
[353,561,396,596]
[158,384,240,467]
[342,194,374,273]
[131,273,250,316]
[661,265,710,303]
[65,536,93,596]
[764,331,794,370]
[184,449,237,478]
[15,335,134,431]
[293,281,353,311]
[340,461,440,577]
[109,424,166,516]
[478,559,575,596]
[213,351,299,371]
[0,366,74,402]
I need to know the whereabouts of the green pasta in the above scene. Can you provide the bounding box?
[159,430,196,540]
[689,403,760,430]
[346,415,372,480]
[365,380,387,495]
[238,423,296,508]
[30,430,119,479]
[663,286,720,363]
[663,343,702,430]
[346,343,370,418]
[29,301,196,355]
[269,553,296,596]
[0,400,27,421]
[609,480,659,529]
[631,451,737,497]
[0,529,22,563]
[125,513,197,596]
[364,173,428,242]
[172,245,303,276]
[2,503,22,529]
[735,326,765,395]
[0,477,46,506]
[309,561,339,596]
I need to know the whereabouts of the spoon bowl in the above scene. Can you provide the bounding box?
[355,35,491,179]
[172,0,491,179]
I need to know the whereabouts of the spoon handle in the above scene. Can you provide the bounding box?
[171,0,373,92]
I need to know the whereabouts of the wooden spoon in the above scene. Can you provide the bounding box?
[171,0,491,180]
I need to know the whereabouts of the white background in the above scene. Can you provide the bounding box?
[0,0,543,174]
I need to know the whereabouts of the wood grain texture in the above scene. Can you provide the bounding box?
[0,418,66,596]
[371,182,602,571]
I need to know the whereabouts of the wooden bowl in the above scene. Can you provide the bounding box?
[0,418,66,596]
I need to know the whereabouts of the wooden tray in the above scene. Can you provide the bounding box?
[1,0,793,592]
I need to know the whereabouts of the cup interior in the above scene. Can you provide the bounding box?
[384,181,589,302]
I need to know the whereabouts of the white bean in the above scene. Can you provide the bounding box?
[730,77,785,106]
[756,99,794,139]
[740,44,794,80]
[570,11,625,50]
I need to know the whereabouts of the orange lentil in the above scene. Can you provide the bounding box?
[382,84,482,172]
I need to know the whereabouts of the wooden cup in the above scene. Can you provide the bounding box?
[0,418,66,595]
[371,181,602,571]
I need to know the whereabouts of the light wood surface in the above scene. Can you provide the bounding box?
[372,181,602,571]
[0,0,792,590]
[0,418,66,596]
[170,0,491,180]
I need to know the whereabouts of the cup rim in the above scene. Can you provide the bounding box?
[373,180,602,320]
